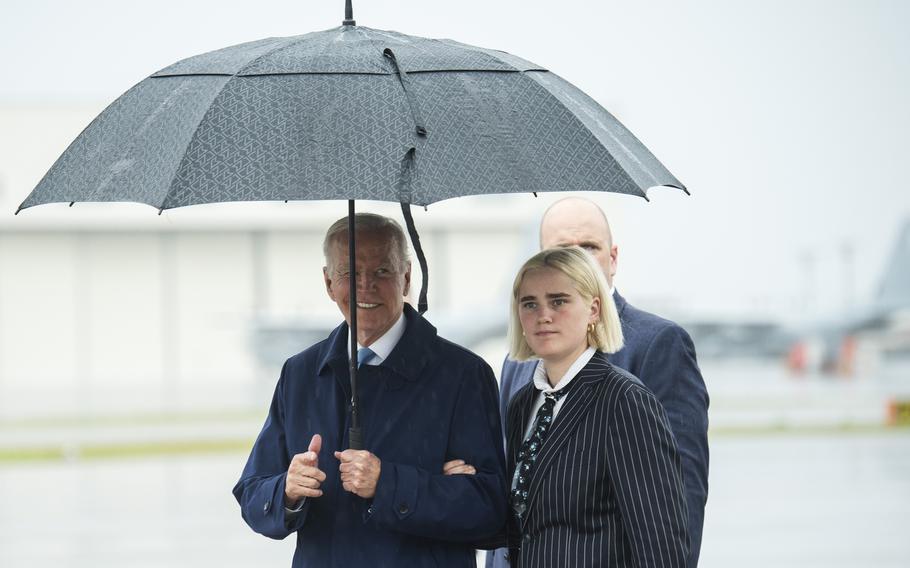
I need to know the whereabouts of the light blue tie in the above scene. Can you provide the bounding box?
[356,347,376,368]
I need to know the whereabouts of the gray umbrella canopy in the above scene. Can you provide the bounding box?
[18,25,684,212]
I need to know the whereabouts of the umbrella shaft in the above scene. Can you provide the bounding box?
[347,200,362,449]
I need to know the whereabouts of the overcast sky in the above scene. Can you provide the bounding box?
[1,0,908,321]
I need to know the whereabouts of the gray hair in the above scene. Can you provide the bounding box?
[322,213,410,270]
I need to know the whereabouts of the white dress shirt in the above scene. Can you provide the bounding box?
[353,312,406,366]
[523,346,597,439]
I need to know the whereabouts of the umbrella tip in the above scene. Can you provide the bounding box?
[342,0,356,26]
[14,205,22,215]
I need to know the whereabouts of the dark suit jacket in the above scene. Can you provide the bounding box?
[505,352,689,567]
[233,304,508,568]
[490,291,709,567]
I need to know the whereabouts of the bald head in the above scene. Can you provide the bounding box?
[540,197,618,286]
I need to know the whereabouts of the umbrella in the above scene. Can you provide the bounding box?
[16,2,686,448]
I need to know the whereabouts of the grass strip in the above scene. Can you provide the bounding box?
[709,422,910,437]
[0,410,263,430]
[0,446,66,462]
[1,425,908,465]
[0,439,254,464]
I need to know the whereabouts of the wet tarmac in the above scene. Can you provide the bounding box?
[1,431,908,567]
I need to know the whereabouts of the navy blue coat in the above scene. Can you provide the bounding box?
[234,304,508,568]
[488,291,709,568]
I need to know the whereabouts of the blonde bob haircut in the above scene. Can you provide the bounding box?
[508,246,624,361]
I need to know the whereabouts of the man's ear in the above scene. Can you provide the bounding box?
[609,245,619,280]
[324,266,336,301]
[403,261,412,297]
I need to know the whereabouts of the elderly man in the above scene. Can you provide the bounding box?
[483,197,709,568]
[234,213,507,568]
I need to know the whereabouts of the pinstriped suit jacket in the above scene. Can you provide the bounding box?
[505,352,689,568]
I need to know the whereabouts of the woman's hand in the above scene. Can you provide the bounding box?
[442,459,477,475]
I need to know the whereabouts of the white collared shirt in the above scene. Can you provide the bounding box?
[351,311,407,366]
[523,346,597,439]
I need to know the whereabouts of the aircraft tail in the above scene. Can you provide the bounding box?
[876,218,910,311]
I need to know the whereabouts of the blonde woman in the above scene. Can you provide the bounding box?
[504,246,688,567]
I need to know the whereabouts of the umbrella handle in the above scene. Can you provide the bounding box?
[348,427,363,450]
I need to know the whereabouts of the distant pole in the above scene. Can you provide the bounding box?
[798,251,816,319]
[251,231,268,316]
[0,235,5,418]
[841,242,855,313]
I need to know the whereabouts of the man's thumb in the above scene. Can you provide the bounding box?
[308,433,322,455]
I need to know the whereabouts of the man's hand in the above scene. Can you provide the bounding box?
[442,459,476,475]
[335,449,381,498]
[285,434,326,506]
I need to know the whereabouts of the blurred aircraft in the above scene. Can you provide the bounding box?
[787,218,910,377]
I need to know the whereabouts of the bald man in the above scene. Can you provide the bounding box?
[487,197,709,568]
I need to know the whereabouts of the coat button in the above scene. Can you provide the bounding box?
[523,533,531,542]
[263,500,271,514]
[397,503,409,515]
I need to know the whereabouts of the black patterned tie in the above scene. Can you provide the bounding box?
[511,387,570,520]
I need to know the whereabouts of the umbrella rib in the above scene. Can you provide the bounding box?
[357,25,397,74]
[233,28,389,76]
[236,69,524,76]
[432,38,547,72]
[233,36,313,77]
[156,71,394,78]
[155,70,549,79]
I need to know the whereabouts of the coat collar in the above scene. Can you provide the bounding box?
[317,303,436,382]
[613,288,629,318]
[380,304,437,381]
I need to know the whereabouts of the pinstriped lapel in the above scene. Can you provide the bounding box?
[506,381,537,474]
[521,353,612,530]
